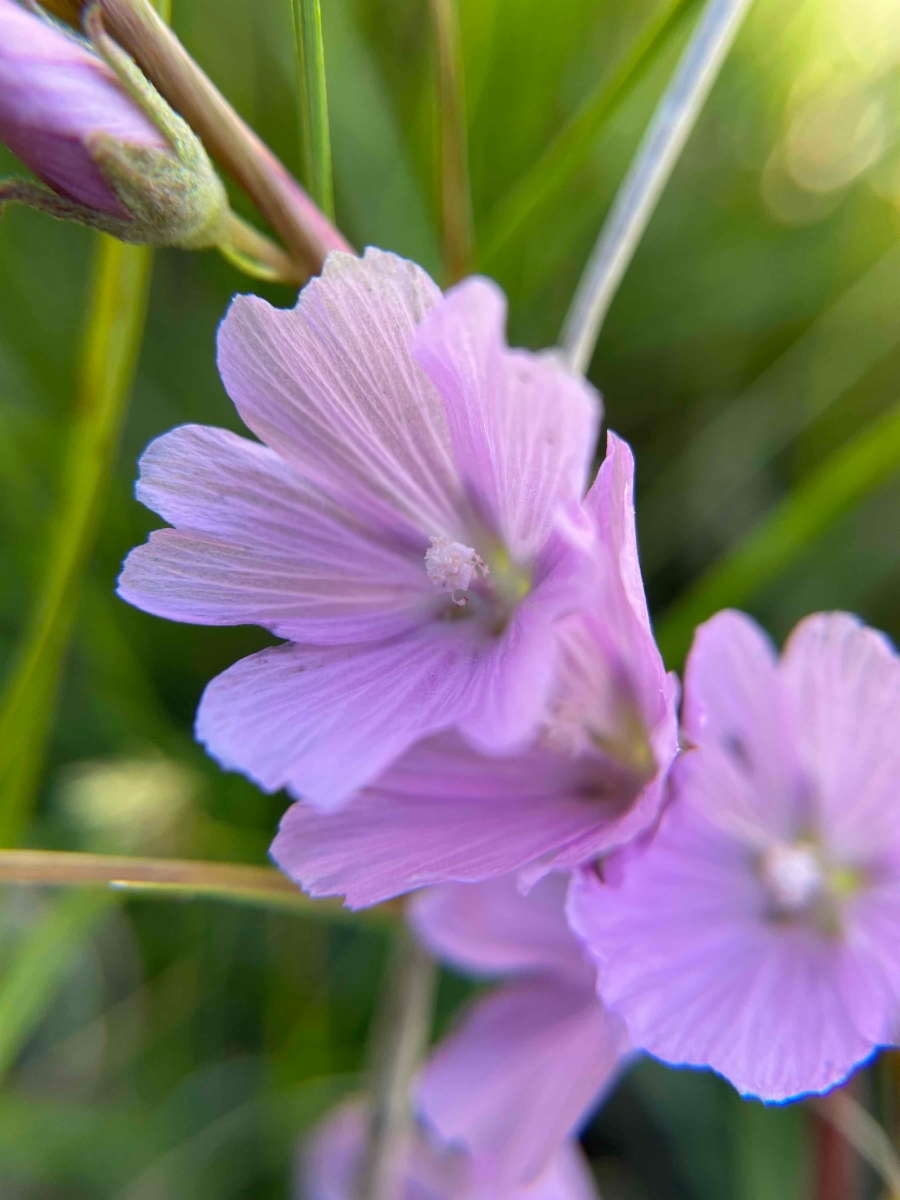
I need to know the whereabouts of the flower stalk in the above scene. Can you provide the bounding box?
[560,0,754,374]
[430,0,474,284]
[96,0,351,278]
[812,1090,900,1200]
[356,924,437,1200]
[0,849,397,919]
[0,0,307,282]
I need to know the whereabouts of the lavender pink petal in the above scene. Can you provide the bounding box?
[411,277,600,562]
[417,976,626,1186]
[270,731,665,906]
[409,874,588,982]
[195,627,507,810]
[299,1100,599,1200]
[118,424,430,644]
[216,249,462,544]
[780,612,900,858]
[567,805,880,1102]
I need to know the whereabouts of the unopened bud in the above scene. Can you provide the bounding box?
[0,0,228,249]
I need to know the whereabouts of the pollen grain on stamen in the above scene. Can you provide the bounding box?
[425,535,488,607]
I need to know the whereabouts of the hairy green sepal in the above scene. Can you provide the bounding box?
[0,7,229,249]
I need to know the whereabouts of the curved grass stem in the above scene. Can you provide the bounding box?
[812,1091,900,1200]
[560,0,753,375]
[98,0,350,277]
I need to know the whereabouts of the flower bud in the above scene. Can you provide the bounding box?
[0,0,229,248]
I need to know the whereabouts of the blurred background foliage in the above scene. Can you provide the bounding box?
[1,0,900,1194]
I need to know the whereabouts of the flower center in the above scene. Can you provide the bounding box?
[759,842,825,914]
[424,536,489,607]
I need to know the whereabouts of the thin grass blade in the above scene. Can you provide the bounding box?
[291,0,335,219]
[0,238,153,843]
[431,0,474,284]
[478,0,697,268]
[656,399,900,666]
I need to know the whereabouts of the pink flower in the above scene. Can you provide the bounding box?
[411,874,629,1187]
[568,610,900,1102]
[119,249,600,807]
[270,435,678,904]
[299,1099,599,1200]
[0,0,165,217]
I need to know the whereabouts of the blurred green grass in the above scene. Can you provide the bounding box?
[1,0,900,1193]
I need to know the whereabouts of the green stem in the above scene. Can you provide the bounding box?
[356,925,437,1200]
[291,0,335,220]
[218,209,307,284]
[0,238,153,843]
[479,0,697,268]
[430,0,474,284]
[656,399,900,667]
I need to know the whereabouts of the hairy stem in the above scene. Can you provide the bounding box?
[560,0,753,375]
[357,925,438,1200]
[98,0,350,278]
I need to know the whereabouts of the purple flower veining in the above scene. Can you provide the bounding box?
[0,0,166,217]
[270,434,678,903]
[119,249,601,807]
[299,1099,599,1200]
[411,873,629,1187]
[568,609,900,1102]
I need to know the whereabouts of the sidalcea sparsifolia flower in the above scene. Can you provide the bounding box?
[0,0,228,248]
[568,610,900,1102]
[270,433,679,903]
[411,874,629,1188]
[300,1099,599,1200]
[119,249,602,807]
